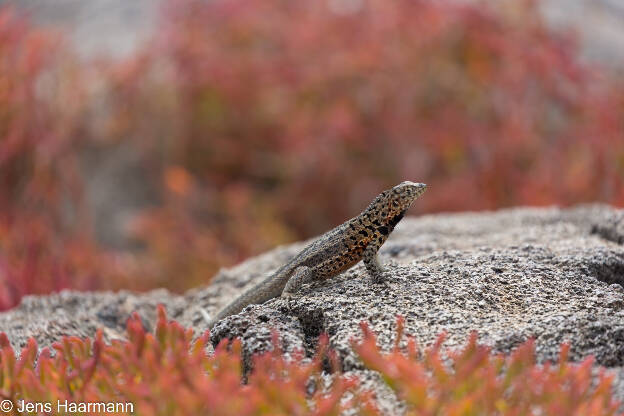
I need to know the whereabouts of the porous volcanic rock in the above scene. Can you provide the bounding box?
[0,289,185,350]
[204,205,624,367]
[1,204,624,413]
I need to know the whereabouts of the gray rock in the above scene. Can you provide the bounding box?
[0,289,185,350]
[205,205,624,360]
[1,204,623,413]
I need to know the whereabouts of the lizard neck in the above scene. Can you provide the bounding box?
[387,210,405,229]
[359,208,406,232]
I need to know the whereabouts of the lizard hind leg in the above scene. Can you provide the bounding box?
[281,266,314,298]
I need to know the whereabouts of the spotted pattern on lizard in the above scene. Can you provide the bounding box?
[206,181,427,328]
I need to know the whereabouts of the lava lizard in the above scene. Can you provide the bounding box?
[206,181,427,329]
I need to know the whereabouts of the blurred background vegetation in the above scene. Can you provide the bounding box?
[0,0,623,310]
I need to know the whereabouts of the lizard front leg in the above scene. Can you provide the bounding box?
[364,240,386,283]
[281,266,314,298]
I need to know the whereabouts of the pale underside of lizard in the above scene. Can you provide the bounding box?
[206,181,427,329]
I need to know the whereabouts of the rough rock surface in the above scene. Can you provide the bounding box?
[0,289,185,350]
[1,204,624,413]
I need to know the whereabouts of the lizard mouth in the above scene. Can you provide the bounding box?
[413,182,427,196]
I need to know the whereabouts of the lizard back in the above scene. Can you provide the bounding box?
[207,181,427,328]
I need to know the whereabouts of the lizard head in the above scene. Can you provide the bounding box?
[366,181,427,228]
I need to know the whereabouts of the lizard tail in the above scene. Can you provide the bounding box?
[207,277,283,329]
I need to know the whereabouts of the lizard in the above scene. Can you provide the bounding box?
[206,181,427,329]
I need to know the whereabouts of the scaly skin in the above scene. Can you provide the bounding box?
[207,181,427,328]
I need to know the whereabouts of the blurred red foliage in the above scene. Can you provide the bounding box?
[0,309,619,415]
[148,0,624,214]
[0,8,106,307]
[0,306,364,415]
[1,0,624,308]
[356,317,621,415]
[105,0,624,293]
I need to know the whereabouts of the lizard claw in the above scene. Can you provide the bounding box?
[372,273,385,284]
[372,270,392,284]
[280,292,296,311]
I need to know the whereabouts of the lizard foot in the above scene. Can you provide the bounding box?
[372,272,388,284]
